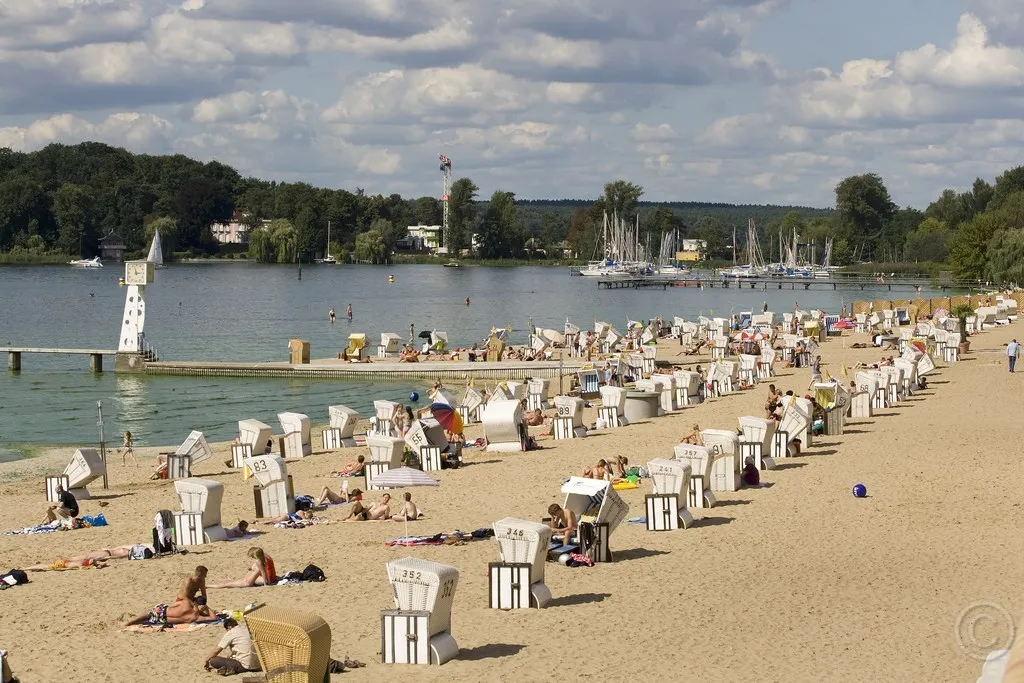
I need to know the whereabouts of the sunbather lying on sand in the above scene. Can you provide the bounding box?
[121,599,215,627]
[225,521,250,538]
[26,544,157,571]
[316,486,361,506]
[209,548,276,589]
[329,455,365,477]
[258,510,312,524]
[341,493,391,521]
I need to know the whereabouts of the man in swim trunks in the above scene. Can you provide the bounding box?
[121,599,214,627]
[342,493,390,521]
[177,566,208,608]
[547,504,578,546]
[391,493,420,522]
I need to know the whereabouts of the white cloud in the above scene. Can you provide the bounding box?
[0,111,173,151]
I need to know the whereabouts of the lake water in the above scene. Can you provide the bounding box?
[0,263,940,460]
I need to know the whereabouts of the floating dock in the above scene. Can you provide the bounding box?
[597,276,982,292]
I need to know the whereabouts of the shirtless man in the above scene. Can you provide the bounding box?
[391,492,420,522]
[316,486,361,506]
[177,566,208,608]
[342,493,391,521]
[547,504,578,546]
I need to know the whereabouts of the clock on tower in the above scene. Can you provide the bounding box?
[125,260,154,285]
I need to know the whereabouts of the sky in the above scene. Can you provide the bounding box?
[0,0,1022,209]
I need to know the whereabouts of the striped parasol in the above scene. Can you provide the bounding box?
[368,467,438,489]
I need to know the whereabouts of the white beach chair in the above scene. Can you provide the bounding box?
[173,478,227,545]
[738,416,777,470]
[739,354,758,385]
[672,370,702,406]
[673,444,716,509]
[277,412,312,458]
[62,448,105,500]
[649,373,678,413]
[779,397,812,450]
[373,400,401,436]
[633,379,664,417]
[553,396,587,439]
[175,430,212,467]
[405,418,448,460]
[245,455,295,518]
[576,369,601,397]
[598,385,628,428]
[526,378,550,411]
[238,419,273,458]
[458,388,484,424]
[645,458,694,531]
[483,399,524,452]
[758,348,776,379]
[383,558,459,665]
[378,332,403,357]
[325,405,359,448]
[365,435,405,490]
[491,518,552,608]
[560,477,628,562]
[701,429,740,492]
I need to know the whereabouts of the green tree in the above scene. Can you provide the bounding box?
[948,213,1006,280]
[834,173,896,259]
[904,217,952,262]
[992,190,1024,230]
[53,183,96,255]
[990,166,1024,210]
[446,178,478,255]
[565,203,603,259]
[354,229,386,263]
[246,223,274,263]
[692,216,730,260]
[172,177,234,252]
[145,216,179,256]
[924,189,968,230]
[412,196,442,225]
[985,229,1024,285]
[269,218,296,263]
[601,180,644,220]
[477,190,521,259]
[371,217,407,256]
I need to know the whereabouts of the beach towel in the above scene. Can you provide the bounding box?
[384,528,492,548]
[123,618,222,634]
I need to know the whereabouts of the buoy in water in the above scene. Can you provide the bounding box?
[388,274,395,283]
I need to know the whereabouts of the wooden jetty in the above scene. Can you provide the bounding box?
[598,275,984,292]
[2,347,118,372]
[142,358,583,382]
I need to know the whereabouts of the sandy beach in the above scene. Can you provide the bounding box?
[1,323,1021,682]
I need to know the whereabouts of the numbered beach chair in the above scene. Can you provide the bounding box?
[324,405,359,449]
[645,458,694,531]
[552,396,587,439]
[483,400,525,452]
[383,558,459,665]
[701,429,740,492]
[245,455,295,518]
[490,518,552,609]
[673,443,716,509]
[598,385,628,428]
[738,416,777,470]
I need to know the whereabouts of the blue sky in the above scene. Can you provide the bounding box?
[0,0,1021,209]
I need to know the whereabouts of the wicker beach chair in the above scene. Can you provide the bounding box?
[244,605,332,683]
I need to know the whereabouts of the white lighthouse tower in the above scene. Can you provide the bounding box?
[117,260,156,367]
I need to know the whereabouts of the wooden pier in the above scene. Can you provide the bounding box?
[598,275,982,292]
[3,347,118,372]
[142,358,583,382]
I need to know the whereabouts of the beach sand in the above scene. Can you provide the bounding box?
[1,324,1021,682]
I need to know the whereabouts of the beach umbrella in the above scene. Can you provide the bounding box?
[429,402,463,434]
[370,466,439,489]
[418,330,433,339]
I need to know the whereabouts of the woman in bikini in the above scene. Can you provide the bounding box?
[681,424,704,445]
[209,548,277,589]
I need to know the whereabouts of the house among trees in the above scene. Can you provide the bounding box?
[98,232,126,262]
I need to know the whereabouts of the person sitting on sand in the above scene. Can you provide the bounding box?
[122,599,215,628]
[741,456,760,487]
[209,548,277,589]
[610,455,629,480]
[583,459,611,480]
[330,455,365,477]
[391,492,421,522]
[43,483,79,523]
[547,504,578,546]
[342,493,391,521]
[225,520,249,539]
[177,566,208,607]
[259,509,312,525]
[203,616,260,676]
[681,424,704,446]
[316,485,362,506]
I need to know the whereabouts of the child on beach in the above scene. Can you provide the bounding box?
[120,431,136,466]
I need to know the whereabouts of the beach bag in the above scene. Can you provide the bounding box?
[1,569,29,586]
[301,564,326,582]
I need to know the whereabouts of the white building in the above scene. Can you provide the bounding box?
[210,212,252,245]
[406,224,442,251]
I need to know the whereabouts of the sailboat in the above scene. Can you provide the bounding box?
[147,229,165,268]
[316,221,337,264]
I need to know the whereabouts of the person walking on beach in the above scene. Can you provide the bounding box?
[120,430,136,466]
[329,307,336,324]
[346,304,353,321]
[1008,339,1020,373]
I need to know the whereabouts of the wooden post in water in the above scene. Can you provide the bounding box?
[90,353,103,373]
[8,351,20,371]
